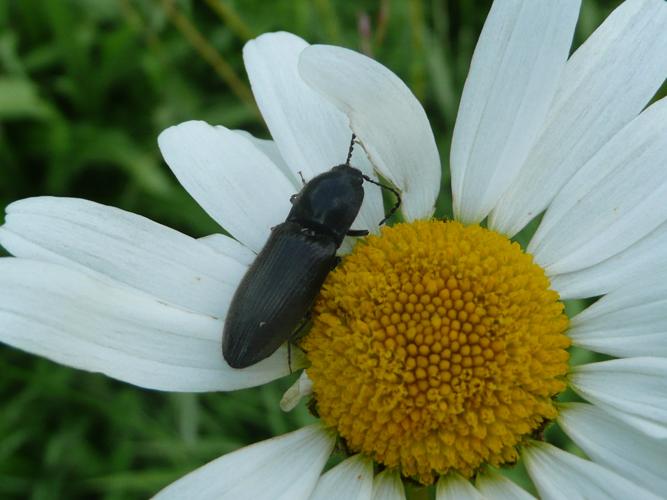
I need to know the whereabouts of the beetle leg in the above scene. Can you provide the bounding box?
[290,314,312,342]
[288,343,293,373]
[361,174,402,225]
[288,314,313,373]
[307,397,320,418]
[347,229,369,237]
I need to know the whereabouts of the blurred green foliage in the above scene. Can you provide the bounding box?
[0,0,660,498]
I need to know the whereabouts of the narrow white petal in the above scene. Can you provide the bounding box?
[569,274,667,357]
[0,259,293,392]
[550,220,667,299]
[155,425,335,500]
[243,32,384,234]
[280,370,313,412]
[475,469,535,500]
[158,120,295,252]
[523,441,660,500]
[570,357,667,438]
[490,0,667,236]
[0,197,245,317]
[310,455,373,500]
[451,0,579,224]
[559,403,667,497]
[371,470,406,500]
[529,97,667,274]
[299,45,441,221]
[436,473,483,500]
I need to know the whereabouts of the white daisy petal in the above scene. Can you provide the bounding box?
[0,259,292,392]
[233,129,300,187]
[568,274,667,357]
[243,32,352,180]
[436,473,483,500]
[371,469,406,500]
[0,197,244,318]
[155,425,334,500]
[299,45,441,221]
[570,357,667,438]
[475,468,535,500]
[197,233,256,267]
[523,441,660,500]
[242,32,384,234]
[158,120,295,252]
[550,220,667,299]
[310,455,373,500]
[490,0,667,236]
[559,403,667,497]
[451,0,579,224]
[529,97,667,275]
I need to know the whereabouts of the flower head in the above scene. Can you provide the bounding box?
[2,0,667,498]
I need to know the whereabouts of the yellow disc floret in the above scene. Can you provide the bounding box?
[301,220,570,484]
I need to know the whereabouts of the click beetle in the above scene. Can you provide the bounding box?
[222,135,400,369]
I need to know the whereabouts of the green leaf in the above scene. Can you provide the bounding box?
[0,77,53,120]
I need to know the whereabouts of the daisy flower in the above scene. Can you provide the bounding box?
[2,0,667,498]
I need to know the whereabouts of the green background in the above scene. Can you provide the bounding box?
[0,1,660,498]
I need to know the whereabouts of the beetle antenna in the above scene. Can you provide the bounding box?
[345,133,356,167]
[362,174,402,225]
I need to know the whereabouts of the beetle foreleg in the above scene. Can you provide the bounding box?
[362,174,402,225]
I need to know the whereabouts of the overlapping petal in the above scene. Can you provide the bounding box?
[371,470,406,500]
[568,274,667,357]
[570,357,667,438]
[0,259,293,391]
[198,233,256,267]
[243,32,353,180]
[523,441,659,500]
[436,474,483,500]
[154,425,335,499]
[243,32,384,234]
[0,197,246,317]
[310,455,373,500]
[475,469,535,499]
[529,97,667,275]
[559,403,667,497]
[233,129,298,186]
[490,0,667,236]
[451,0,579,224]
[550,220,667,299]
[299,45,441,221]
[158,120,295,252]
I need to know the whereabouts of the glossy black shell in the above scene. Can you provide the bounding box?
[222,165,365,369]
[287,165,365,245]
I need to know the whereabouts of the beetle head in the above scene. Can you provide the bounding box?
[287,165,365,245]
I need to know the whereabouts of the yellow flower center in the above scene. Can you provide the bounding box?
[301,220,570,484]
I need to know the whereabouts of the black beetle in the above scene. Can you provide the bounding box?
[222,136,400,369]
